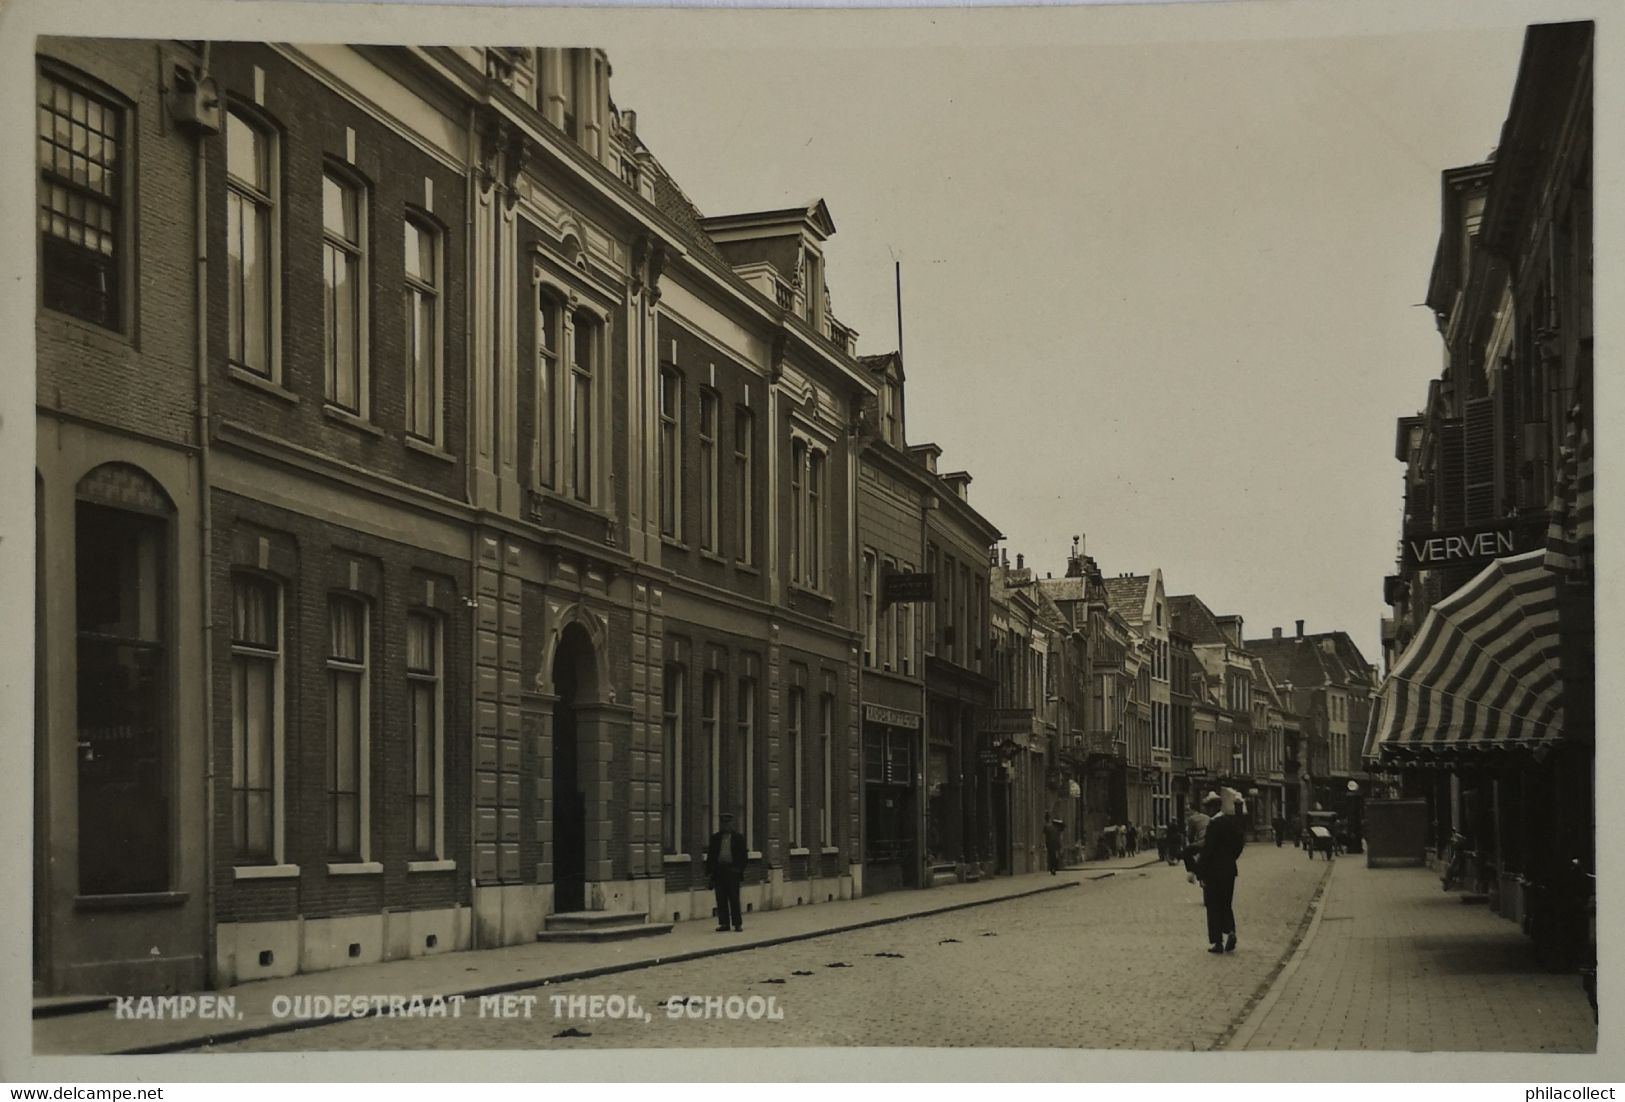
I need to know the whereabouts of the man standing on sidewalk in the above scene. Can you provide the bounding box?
[1198,792,1245,954]
[705,813,748,932]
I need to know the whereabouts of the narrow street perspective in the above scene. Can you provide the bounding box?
[23,2,1595,1076]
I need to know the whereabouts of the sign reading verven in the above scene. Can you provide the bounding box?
[1403,523,1519,570]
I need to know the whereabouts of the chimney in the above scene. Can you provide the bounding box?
[1295,620,1304,639]
[1016,553,1024,571]
[1272,626,1282,641]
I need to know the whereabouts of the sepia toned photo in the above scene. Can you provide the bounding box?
[10,0,1603,1077]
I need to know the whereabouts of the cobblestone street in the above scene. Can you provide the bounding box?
[212,845,1328,1052]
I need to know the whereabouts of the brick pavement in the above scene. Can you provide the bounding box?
[38,865,1128,1055]
[1229,855,1597,1052]
[210,843,1327,1051]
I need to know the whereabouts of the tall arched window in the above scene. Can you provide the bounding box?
[74,463,173,895]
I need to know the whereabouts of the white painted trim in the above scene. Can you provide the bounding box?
[326,862,384,876]
[788,847,812,857]
[407,859,457,873]
[234,863,299,881]
[662,853,692,864]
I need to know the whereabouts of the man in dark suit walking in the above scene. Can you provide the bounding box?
[1197,792,1245,953]
[705,812,748,932]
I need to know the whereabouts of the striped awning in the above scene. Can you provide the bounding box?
[1544,404,1594,573]
[1368,550,1566,763]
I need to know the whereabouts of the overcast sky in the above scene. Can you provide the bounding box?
[610,22,1530,666]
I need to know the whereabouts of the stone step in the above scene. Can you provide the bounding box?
[544,910,651,931]
[928,865,959,888]
[535,921,674,944]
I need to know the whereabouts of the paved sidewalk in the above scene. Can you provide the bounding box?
[1229,856,1597,1052]
[36,866,1104,1056]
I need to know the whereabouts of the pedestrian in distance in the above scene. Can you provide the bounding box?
[705,812,748,932]
[1126,823,1138,856]
[1184,803,1210,885]
[1044,817,1064,875]
[1197,792,1246,954]
[1166,819,1183,866]
[1273,816,1286,847]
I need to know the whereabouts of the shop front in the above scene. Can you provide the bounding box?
[862,703,923,894]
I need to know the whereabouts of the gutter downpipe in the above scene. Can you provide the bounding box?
[193,42,218,988]
[465,102,481,953]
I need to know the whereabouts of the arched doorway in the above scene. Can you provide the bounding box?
[550,624,598,914]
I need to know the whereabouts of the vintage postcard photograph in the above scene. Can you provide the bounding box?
[4,0,1610,1082]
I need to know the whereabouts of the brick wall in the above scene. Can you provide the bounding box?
[36,39,200,449]
[211,490,472,924]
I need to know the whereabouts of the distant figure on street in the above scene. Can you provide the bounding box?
[705,812,748,932]
[1166,819,1183,865]
[1198,792,1246,954]
[1272,816,1286,847]
[1044,817,1064,874]
[1184,804,1211,884]
[1126,823,1138,856]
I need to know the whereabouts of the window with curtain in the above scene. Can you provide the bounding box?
[226,109,275,377]
[407,612,441,857]
[231,575,279,863]
[403,217,440,443]
[327,595,367,859]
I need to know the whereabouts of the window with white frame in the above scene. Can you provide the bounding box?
[569,310,597,504]
[534,290,562,488]
[406,612,442,858]
[807,449,825,587]
[734,406,754,564]
[662,663,683,852]
[403,216,440,444]
[327,595,368,860]
[698,389,719,552]
[226,109,276,379]
[820,693,834,848]
[789,439,805,582]
[659,368,682,538]
[322,170,366,414]
[788,686,805,848]
[880,559,897,669]
[231,575,280,864]
[900,563,916,676]
[38,70,124,330]
[861,551,877,667]
[702,671,722,833]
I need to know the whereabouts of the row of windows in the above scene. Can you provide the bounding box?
[660,668,836,854]
[229,575,446,866]
[925,543,985,672]
[656,369,761,567]
[35,68,452,451]
[225,110,447,446]
[860,551,917,676]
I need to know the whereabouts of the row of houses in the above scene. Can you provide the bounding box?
[1369,21,1593,960]
[34,36,1379,999]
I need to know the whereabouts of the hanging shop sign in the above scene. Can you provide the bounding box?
[881,570,934,607]
[863,703,922,730]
